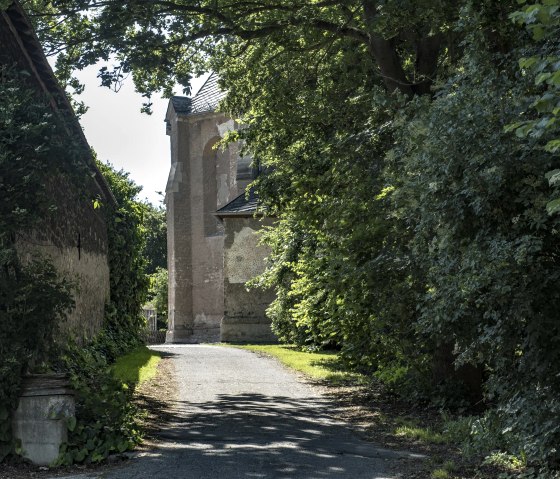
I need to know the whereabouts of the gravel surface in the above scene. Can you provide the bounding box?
[51,344,421,479]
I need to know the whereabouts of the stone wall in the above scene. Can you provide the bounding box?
[2,7,112,342]
[166,108,242,342]
[16,175,110,341]
[221,217,276,343]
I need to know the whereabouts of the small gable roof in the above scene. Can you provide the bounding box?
[170,73,226,117]
[215,188,261,218]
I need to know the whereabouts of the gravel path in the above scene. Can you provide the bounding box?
[57,345,420,479]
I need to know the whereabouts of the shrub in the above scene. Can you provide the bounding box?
[55,344,141,465]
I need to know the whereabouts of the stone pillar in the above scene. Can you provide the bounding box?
[12,374,75,466]
[165,112,195,343]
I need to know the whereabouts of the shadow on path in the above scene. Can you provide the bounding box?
[113,392,413,478]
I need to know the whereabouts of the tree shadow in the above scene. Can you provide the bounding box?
[115,391,416,478]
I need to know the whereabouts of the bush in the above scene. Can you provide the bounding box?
[0,68,78,461]
[55,344,141,465]
[147,267,168,327]
[96,162,149,361]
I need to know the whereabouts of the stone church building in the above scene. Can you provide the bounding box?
[164,75,275,343]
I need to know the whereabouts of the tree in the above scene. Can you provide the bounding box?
[96,162,149,359]
[142,203,167,275]
[21,0,560,469]
[26,0,463,104]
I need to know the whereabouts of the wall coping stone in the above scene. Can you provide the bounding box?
[20,374,74,397]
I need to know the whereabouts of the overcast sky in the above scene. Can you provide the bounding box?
[74,65,208,206]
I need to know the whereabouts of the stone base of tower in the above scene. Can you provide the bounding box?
[165,327,196,344]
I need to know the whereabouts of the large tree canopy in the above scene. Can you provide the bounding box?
[26,0,473,103]
[18,0,560,472]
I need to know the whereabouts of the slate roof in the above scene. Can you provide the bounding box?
[170,96,192,115]
[215,188,261,218]
[171,73,226,116]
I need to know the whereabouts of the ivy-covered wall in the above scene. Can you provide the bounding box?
[0,4,114,459]
[1,5,111,341]
[15,175,110,339]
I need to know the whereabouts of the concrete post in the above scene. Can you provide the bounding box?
[12,374,75,466]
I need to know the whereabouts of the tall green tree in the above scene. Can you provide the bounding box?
[22,0,560,470]
[142,203,167,275]
[95,162,149,359]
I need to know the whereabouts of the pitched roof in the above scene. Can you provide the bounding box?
[0,1,115,205]
[171,73,226,116]
[170,96,192,114]
[215,188,261,218]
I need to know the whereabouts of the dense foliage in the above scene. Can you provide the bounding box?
[0,69,149,463]
[0,67,77,460]
[54,344,141,465]
[26,0,560,473]
[142,203,167,275]
[391,45,560,464]
[95,162,149,362]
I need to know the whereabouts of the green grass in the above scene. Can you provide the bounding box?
[430,460,456,478]
[394,417,448,444]
[112,346,162,386]
[430,469,450,479]
[395,424,447,444]
[232,344,364,384]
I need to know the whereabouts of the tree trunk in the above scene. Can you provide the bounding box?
[361,0,413,95]
[433,342,484,406]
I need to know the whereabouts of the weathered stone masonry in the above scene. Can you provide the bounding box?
[165,75,275,343]
[219,216,276,343]
[1,1,114,340]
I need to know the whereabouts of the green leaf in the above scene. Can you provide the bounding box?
[545,169,560,186]
[546,198,560,215]
[531,25,546,40]
[117,440,129,453]
[545,139,560,153]
[535,72,552,85]
[0,407,9,422]
[519,57,538,69]
[67,416,77,432]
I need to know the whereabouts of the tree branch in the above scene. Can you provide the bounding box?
[361,0,413,95]
[413,33,442,96]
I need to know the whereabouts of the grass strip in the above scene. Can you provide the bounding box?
[232,344,365,384]
[112,346,162,386]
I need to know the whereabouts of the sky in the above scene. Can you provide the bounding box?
[73,66,208,205]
